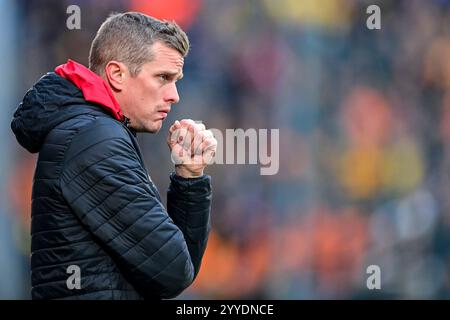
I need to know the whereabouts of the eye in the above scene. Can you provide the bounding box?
[159,74,169,83]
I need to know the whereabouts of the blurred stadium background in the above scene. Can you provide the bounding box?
[2,0,450,299]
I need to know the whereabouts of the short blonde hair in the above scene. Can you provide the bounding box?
[89,12,189,77]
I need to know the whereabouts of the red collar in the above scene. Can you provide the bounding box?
[55,59,124,121]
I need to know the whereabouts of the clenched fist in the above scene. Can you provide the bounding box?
[167,119,217,178]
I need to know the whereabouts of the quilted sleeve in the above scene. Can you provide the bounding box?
[167,173,212,280]
[60,120,199,299]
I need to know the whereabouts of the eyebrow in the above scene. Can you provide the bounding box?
[161,71,183,80]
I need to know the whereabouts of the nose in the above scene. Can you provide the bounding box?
[164,83,180,104]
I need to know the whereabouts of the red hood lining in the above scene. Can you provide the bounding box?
[55,59,124,121]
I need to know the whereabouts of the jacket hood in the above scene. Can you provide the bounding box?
[11,60,124,153]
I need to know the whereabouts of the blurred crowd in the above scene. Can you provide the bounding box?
[3,0,450,299]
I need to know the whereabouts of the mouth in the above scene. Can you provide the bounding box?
[157,108,171,120]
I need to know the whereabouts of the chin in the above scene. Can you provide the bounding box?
[131,123,160,134]
[132,118,163,134]
[147,121,163,134]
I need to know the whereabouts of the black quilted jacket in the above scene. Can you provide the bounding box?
[10,62,212,300]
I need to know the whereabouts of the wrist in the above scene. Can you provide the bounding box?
[175,165,204,178]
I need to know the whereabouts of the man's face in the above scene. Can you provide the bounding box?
[121,42,184,133]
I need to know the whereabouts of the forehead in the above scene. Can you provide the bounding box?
[147,42,184,71]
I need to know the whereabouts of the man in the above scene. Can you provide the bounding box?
[11,12,217,300]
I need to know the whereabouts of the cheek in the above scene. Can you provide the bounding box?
[133,94,156,119]
[126,78,160,114]
[125,82,139,105]
[138,94,154,110]
[140,88,159,107]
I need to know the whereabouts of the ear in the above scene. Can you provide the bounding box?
[104,61,127,91]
